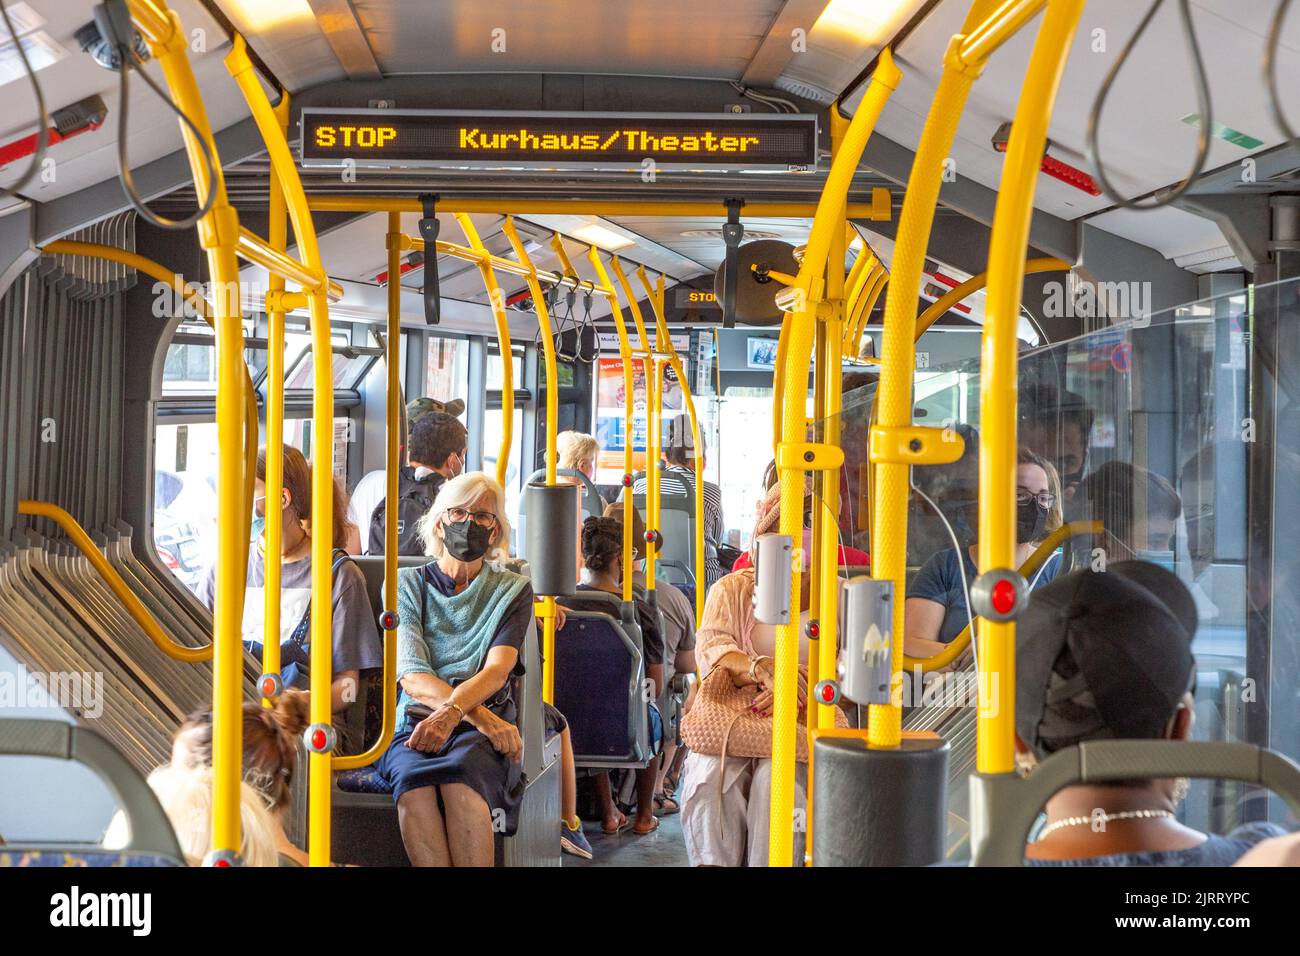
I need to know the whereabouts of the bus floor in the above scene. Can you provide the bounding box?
[565,813,688,867]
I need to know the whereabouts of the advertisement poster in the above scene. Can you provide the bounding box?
[594,355,684,482]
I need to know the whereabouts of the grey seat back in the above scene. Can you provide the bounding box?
[629,491,696,587]
[0,719,185,864]
[971,740,1300,866]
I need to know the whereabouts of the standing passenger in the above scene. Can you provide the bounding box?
[365,410,467,555]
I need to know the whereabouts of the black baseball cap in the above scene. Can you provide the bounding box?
[1016,561,1197,759]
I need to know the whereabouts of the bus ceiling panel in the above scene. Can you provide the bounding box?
[606,214,815,273]
[759,0,932,105]
[518,215,709,282]
[211,0,346,91]
[346,0,783,81]
[0,1,240,202]
[1084,205,1237,275]
[844,0,1300,226]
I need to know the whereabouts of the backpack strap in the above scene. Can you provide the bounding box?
[287,548,355,650]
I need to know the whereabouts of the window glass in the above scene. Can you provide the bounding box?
[424,336,470,402]
[486,343,524,391]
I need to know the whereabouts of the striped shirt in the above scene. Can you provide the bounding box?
[633,465,726,589]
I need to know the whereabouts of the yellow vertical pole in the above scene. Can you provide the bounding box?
[227,34,336,866]
[769,50,900,867]
[501,217,558,701]
[609,257,658,590]
[588,250,637,605]
[383,208,402,653]
[131,2,246,860]
[638,268,705,626]
[261,94,289,708]
[976,0,1084,773]
[457,214,513,486]
[868,7,996,752]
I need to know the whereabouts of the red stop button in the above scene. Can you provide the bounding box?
[991,578,1016,615]
[821,684,835,703]
[311,729,327,751]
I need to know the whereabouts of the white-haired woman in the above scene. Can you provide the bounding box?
[376,472,534,866]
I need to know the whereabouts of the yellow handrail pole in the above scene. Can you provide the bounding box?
[609,257,659,590]
[408,236,615,299]
[37,240,258,574]
[228,34,337,866]
[457,215,514,486]
[588,249,637,606]
[236,228,344,301]
[308,195,893,220]
[976,0,1084,775]
[770,303,793,453]
[769,51,900,867]
[334,213,404,772]
[129,0,247,862]
[903,520,1099,672]
[867,2,1005,754]
[501,216,560,702]
[844,264,886,357]
[839,253,875,350]
[17,500,211,662]
[261,94,289,708]
[915,257,1069,340]
[638,267,706,625]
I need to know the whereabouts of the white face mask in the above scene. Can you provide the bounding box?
[414,465,436,480]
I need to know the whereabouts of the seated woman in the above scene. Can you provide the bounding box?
[1019,562,1287,865]
[197,444,381,754]
[677,481,848,867]
[170,690,317,867]
[904,447,1064,661]
[730,464,868,572]
[559,515,666,835]
[377,472,533,867]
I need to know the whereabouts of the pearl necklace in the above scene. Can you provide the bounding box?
[1037,809,1175,840]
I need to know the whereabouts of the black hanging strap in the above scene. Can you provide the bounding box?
[721,198,745,329]
[417,193,441,325]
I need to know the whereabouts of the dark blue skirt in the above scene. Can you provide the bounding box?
[378,709,525,835]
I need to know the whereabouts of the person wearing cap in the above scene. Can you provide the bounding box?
[904,447,1064,661]
[345,397,466,554]
[631,413,727,590]
[365,411,468,555]
[1019,562,1288,865]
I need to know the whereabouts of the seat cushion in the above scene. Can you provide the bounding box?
[336,766,394,794]
[0,849,182,867]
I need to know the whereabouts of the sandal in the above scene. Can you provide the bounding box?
[601,811,629,835]
[652,792,680,816]
[632,815,660,835]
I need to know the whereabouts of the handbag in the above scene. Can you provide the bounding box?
[681,665,843,764]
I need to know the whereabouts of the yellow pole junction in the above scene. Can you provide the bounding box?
[128,0,247,863]
[456,214,514,486]
[636,267,707,627]
[332,211,402,772]
[261,95,288,708]
[768,49,901,867]
[608,257,659,592]
[587,249,637,607]
[500,217,560,703]
[975,0,1085,774]
[227,33,339,866]
[308,195,893,221]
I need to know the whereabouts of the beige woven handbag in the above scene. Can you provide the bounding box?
[682,667,844,763]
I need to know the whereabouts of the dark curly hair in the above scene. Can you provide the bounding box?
[581,515,623,573]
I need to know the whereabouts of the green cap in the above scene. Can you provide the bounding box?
[407,396,466,427]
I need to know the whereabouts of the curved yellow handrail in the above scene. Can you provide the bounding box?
[975,0,1085,774]
[38,240,258,582]
[587,250,637,607]
[17,500,212,663]
[457,215,514,487]
[501,216,561,703]
[902,520,1101,672]
[914,256,1069,340]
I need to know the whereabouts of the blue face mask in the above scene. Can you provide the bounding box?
[1135,548,1176,574]
[250,514,265,543]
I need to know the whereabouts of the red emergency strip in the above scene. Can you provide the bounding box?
[0,121,101,168]
[1039,153,1102,196]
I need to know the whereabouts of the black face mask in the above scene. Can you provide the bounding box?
[443,520,493,561]
[1017,498,1049,543]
